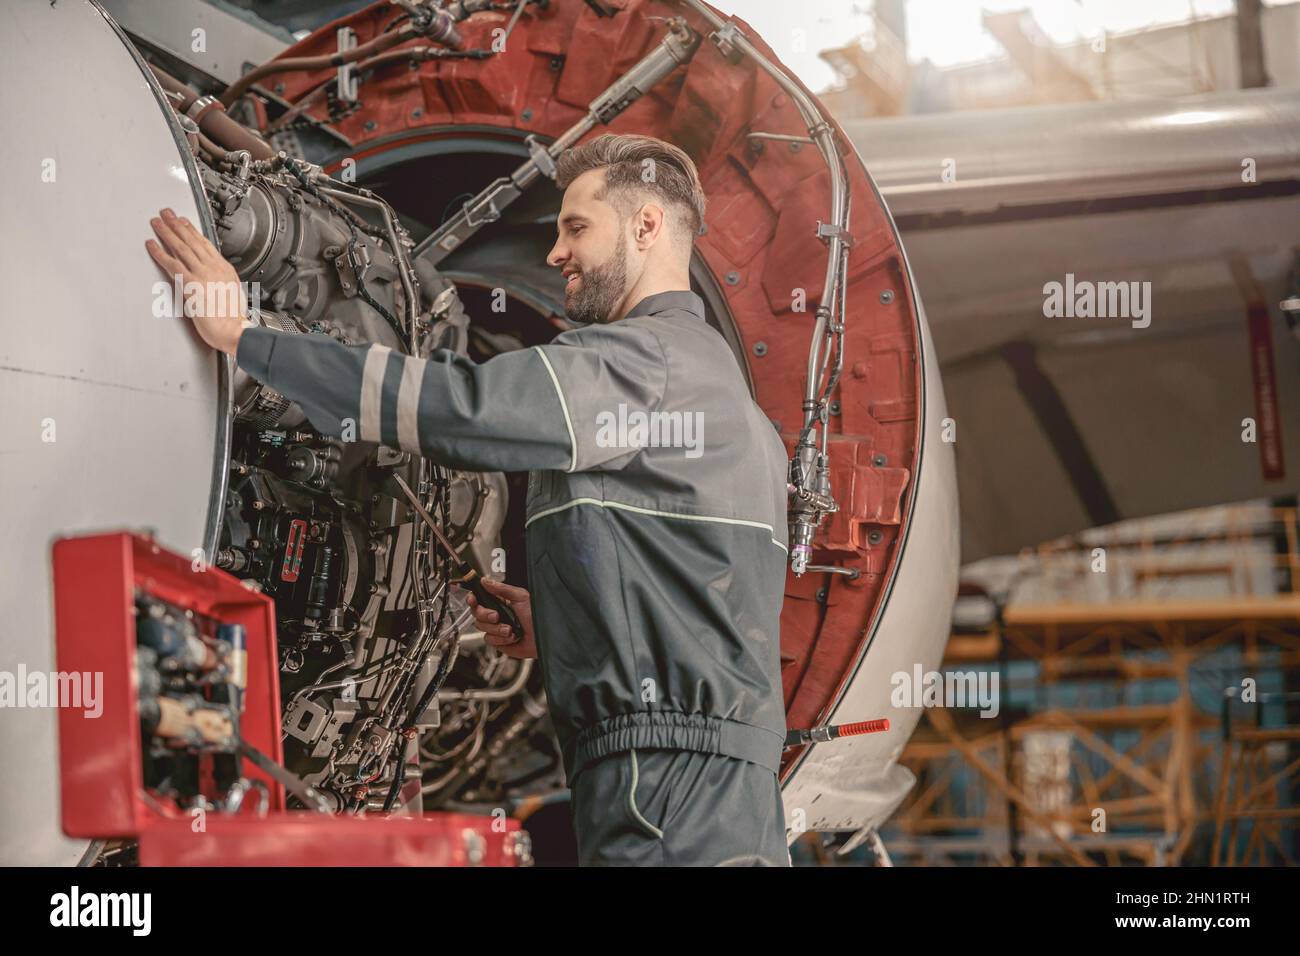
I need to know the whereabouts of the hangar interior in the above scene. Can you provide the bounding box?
[0,0,1296,869]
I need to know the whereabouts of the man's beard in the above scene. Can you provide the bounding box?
[564,238,628,325]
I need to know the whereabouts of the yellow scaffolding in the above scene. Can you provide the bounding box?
[888,506,1300,866]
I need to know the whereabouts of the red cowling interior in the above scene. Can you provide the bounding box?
[267,0,923,777]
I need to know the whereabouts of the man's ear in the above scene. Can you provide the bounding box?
[632,202,666,249]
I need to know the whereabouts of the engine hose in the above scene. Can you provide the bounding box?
[219,12,462,109]
[385,471,455,727]
[403,626,459,733]
[381,733,410,813]
[267,45,489,134]
[147,64,275,161]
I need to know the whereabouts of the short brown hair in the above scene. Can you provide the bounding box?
[554,133,707,246]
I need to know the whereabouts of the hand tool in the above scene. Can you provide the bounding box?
[391,473,525,643]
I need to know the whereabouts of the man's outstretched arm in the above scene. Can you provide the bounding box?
[146,208,666,474]
[235,322,580,473]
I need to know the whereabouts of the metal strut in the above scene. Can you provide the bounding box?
[412,16,702,268]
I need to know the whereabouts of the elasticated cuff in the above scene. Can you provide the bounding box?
[235,325,278,379]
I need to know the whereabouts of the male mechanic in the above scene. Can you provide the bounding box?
[147,133,791,866]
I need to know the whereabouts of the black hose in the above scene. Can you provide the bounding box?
[381,733,410,812]
[398,470,456,734]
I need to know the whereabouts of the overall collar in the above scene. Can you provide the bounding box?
[623,290,705,320]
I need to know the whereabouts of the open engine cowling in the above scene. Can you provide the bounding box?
[0,0,958,865]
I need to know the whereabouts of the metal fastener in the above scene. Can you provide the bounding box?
[464,829,486,866]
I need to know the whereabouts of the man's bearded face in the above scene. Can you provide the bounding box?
[562,229,629,325]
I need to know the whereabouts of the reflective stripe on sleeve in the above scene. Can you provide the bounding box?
[360,344,392,443]
[395,354,427,454]
[532,347,578,473]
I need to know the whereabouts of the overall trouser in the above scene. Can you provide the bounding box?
[570,747,791,866]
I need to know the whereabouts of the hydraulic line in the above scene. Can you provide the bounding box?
[672,0,853,575]
[218,10,462,108]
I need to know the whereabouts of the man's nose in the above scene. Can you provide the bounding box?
[546,238,567,269]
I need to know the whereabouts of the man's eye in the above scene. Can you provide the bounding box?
[570,225,583,235]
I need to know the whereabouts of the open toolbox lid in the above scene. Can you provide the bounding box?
[52,531,524,866]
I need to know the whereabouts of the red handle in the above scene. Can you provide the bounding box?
[836,718,890,737]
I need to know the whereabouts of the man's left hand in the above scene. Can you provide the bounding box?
[146,208,246,356]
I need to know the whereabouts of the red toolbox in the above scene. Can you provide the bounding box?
[52,531,525,866]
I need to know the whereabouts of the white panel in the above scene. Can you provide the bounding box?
[100,0,290,86]
[0,0,228,865]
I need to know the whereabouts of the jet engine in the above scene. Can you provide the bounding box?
[0,0,958,865]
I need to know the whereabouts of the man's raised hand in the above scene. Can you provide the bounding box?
[146,208,246,356]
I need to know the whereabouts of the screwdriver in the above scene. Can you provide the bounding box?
[237,739,333,813]
[391,474,526,643]
[783,718,889,749]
